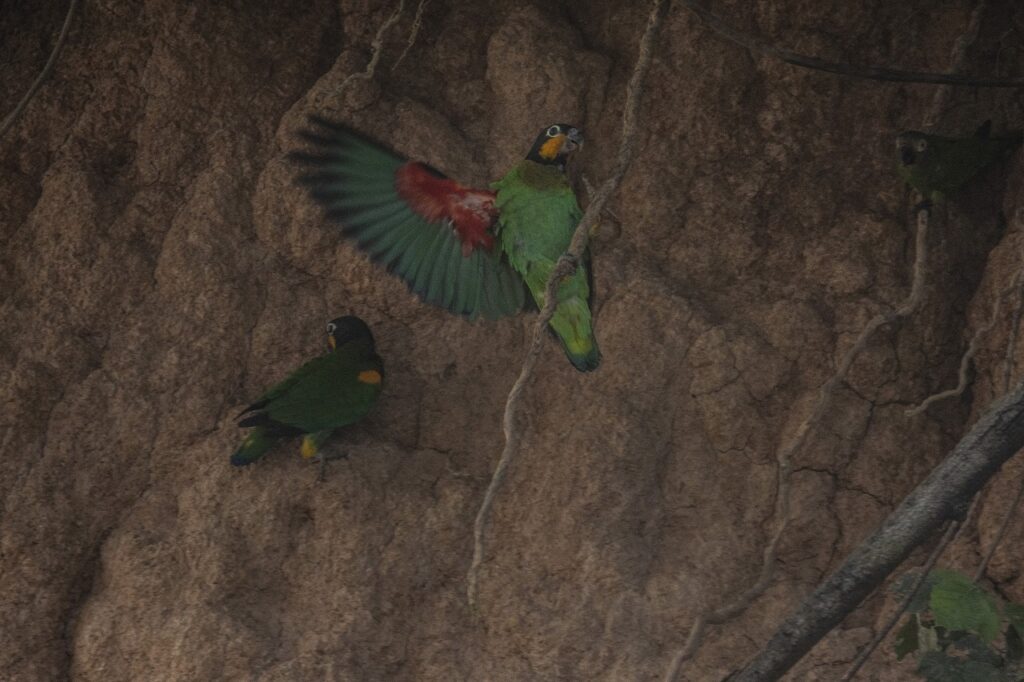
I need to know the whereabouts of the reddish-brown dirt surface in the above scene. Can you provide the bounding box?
[3,2,1024,679]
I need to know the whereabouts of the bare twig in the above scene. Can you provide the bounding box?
[1002,278,1024,393]
[906,282,1006,417]
[910,248,1024,420]
[724,2,1003,675]
[911,210,1024,580]
[580,174,598,198]
[704,2,999,675]
[731,378,1024,680]
[667,614,707,677]
[953,491,984,547]
[336,0,406,93]
[0,0,79,140]
[972,230,1024,582]
[975,476,1024,581]
[391,0,427,72]
[974,253,1024,582]
[466,0,669,611]
[924,0,989,129]
[665,207,932,681]
[680,0,1022,87]
[581,174,619,218]
[840,521,959,682]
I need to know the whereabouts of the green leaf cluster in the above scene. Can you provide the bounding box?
[891,569,1024,681]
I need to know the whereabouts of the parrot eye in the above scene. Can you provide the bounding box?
[326,322,336,333]
[546,125,561,137]
[914,139,927,153]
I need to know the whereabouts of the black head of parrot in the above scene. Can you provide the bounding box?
[327,315,375,351]
[896,131,929,167]
[526,123,583,170]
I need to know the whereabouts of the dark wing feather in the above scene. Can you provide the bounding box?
[263,341,383,433]
[290,117,526,320]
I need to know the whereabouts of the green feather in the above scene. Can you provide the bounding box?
[441,237,461,310]
[492,160,600,371]
[361,211,416,252]
[245,340,383,434]
[291,117,528,320]
[424,231,453,304]
[356,208,419,248]
[896,124,1022,201]
[231,321,384,467]
[411,225,449,297]
[453,249,476,315]
[374,214,425,268]
[392,224,436,281]
[230,427,278,466]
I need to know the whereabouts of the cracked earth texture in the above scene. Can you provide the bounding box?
[3,1,1024,680]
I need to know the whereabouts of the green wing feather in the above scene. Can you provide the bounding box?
[261,340,383,433]
[230,427,278,466]
[290,117,527,320]
[232,321,383,466]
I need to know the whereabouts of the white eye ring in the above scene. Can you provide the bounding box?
[915,139,927,152]
[326,323,336,333]
[546,125,561,137]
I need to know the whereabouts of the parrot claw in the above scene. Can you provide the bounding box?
[315,450,349,482]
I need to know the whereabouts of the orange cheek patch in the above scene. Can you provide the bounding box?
[539,136,565,159]
[358,370,382,385]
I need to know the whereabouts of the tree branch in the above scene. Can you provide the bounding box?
[838,521,959,682]
[729,379,1024,681]
[0,0,79,140]
[466,0,670,611]
[665,207,931,681]
[702,3,992,676]
[680,0,1023,88]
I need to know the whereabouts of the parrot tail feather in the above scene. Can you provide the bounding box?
[548,297,601,372]
[231,427,277,466]
[564,341,601,372]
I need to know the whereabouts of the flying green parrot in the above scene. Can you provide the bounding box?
[895,121,1022,203]
[231,316,384,473]
[290,118,601,372]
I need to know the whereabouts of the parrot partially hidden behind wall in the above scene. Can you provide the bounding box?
[895,121,1022,203]
[231,316,384,477]
[290,118,601,372]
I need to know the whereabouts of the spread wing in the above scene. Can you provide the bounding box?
[290,117,528,320]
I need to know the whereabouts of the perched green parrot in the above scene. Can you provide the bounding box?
[895,121,1022,203]
[290,118,601,372]
[231,316,384,472]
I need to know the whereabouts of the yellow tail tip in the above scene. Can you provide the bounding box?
[566,339,600,372]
